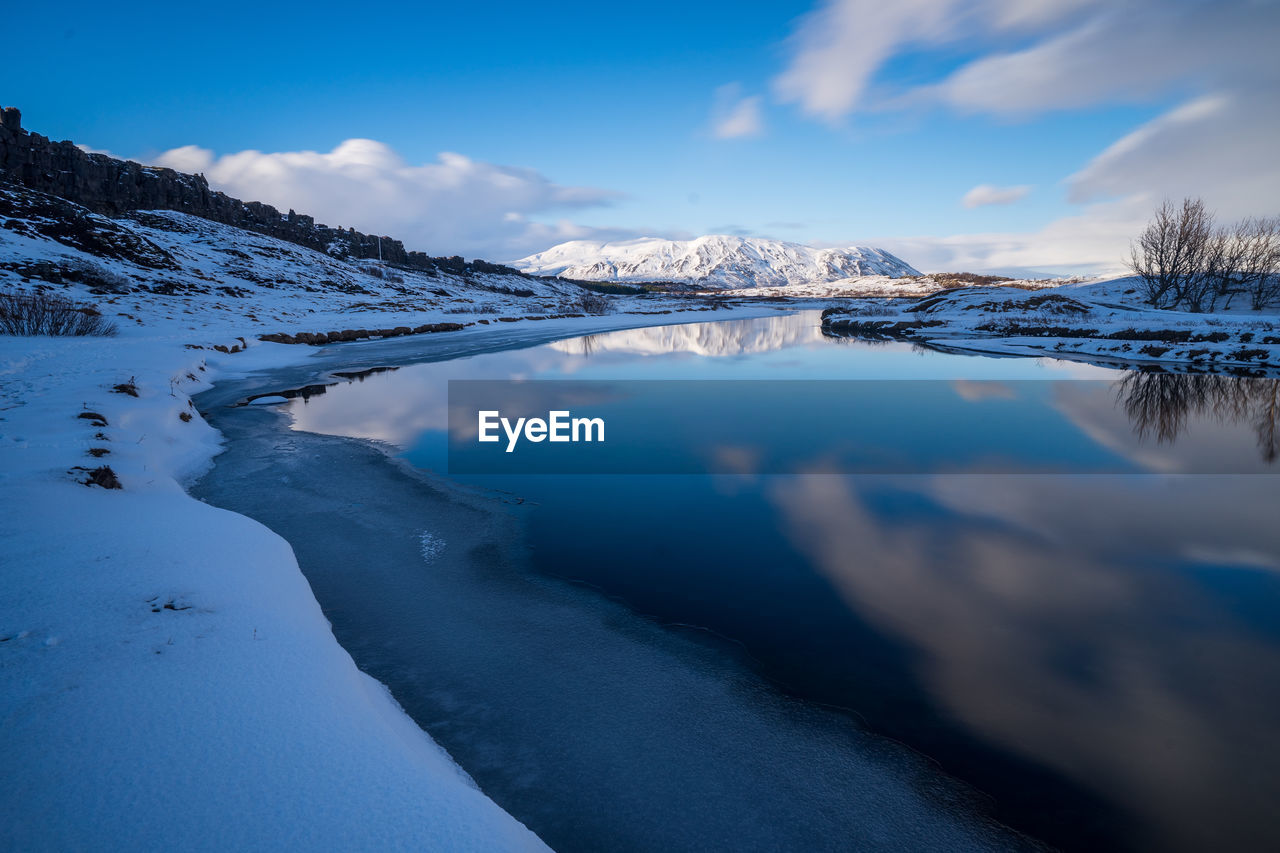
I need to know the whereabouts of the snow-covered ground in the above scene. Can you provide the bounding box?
[820,276,1280,373]
[0,187,772,851]
[0,332,550,851]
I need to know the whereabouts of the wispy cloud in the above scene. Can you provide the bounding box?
[774,1,1277,120]
[873,196,1148,276]
[710,84,764,139]
[962,184,1031,208]
[1067,92,1280,222]
[150,139,630,261]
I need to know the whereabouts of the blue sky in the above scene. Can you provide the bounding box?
[7,0,1278,273]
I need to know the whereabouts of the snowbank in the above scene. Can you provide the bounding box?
[0,332,548,851]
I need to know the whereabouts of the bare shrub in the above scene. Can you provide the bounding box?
[561,291,613,315]
[61,259,133,293]
[357,263,405,284]
[0,292,118,336]
[930,272,1014,287]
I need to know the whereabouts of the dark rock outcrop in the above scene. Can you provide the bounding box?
[0,184,177,269]
[0,106,525,278]
[258,322,466,345]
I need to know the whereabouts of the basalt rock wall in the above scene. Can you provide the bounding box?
[0,106,520,278]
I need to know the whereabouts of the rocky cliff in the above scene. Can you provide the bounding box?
[0,106,520,278]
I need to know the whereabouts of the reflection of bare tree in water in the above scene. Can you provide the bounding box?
[1117,373,1280,462]
[577,334,600,357]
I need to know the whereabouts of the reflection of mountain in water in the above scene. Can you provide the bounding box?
[1119,374,1280,462]
[550,313,826,358]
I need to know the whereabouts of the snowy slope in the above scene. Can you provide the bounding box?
[515,235,921,288]
[0,184,590,339]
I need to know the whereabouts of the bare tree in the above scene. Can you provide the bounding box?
[1127,200,1280,312]
[1202,223,1247,311]
[1200,216,1280,311]
[1238,216,1280,310]
[1127,198,1214,309]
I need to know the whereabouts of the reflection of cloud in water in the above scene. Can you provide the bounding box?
[768,474,1280,852]
[952,379,1017,402]
[707,444,763,478]
[1182,545,1280,572]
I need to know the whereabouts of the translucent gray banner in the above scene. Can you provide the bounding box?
[446,378,1280,475]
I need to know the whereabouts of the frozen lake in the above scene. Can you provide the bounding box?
[194,310,1280,852]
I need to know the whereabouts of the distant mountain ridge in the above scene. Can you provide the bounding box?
[515,235,921,288]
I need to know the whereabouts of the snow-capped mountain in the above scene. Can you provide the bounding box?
[515,235,921,288]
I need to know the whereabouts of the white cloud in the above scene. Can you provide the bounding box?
[873,196,1149,276]
[710,84,764,138]
[962,184,1031,208]
[149,139,630,262]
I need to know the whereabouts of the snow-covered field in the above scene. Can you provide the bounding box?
[820,276,1280,373]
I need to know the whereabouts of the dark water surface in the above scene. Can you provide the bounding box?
[197,311,1280,852]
